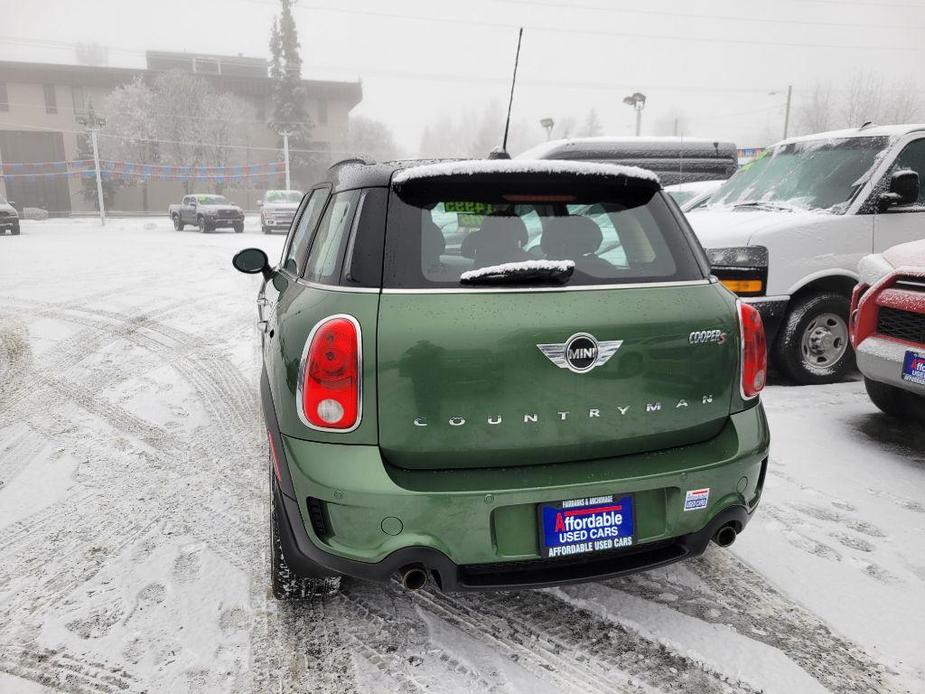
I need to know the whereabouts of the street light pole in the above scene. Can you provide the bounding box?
[622,92,647,136]
[540,117,555,141]
[280,130,291,191]
[77,113,106,226]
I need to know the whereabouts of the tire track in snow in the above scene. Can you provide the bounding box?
[337,585,497,692]
[0,646,137,694]
[409,584,755,693]
[601,549,887,693]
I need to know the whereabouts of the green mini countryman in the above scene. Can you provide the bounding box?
[232,158,770,598]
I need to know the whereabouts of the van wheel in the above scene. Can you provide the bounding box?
[865,378,925,421]
[173,214,184,231]
[270,472,340,600]
[776,292,854,385]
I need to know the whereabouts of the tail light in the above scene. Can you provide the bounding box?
[738,301,767,399]
[297,315,362,431]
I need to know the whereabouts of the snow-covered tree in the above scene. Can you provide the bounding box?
[580,108,603,137]
[102,78,159,209]
[269,0,313,183]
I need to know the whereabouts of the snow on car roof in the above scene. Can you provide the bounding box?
[391,158,660,185]
[777,123,925,147]
[518,136,728,160]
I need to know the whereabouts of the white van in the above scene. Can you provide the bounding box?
[687,124,925,384]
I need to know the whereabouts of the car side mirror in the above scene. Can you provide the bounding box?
[878,169,920,211]
[233,248,271,279]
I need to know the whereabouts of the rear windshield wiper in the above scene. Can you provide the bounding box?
[460,260,575,285]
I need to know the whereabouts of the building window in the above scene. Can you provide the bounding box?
[43,84,57,114]
[193,57,221,75]
[0,82,8,112]
[72,86,86,117]
[318,98,328,125]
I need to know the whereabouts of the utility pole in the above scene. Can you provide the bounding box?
[281,130,291,191]
[623,92,647,136]
[783,84,793,140]
[77,113,106,226]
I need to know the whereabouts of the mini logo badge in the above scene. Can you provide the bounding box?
[684,488,710,511]
[537,333,623,374]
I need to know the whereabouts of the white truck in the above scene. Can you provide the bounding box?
[687,124,925,384]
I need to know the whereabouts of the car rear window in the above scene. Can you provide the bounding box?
[384,179,705,289]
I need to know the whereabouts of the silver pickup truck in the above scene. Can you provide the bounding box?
[169,194,244,233]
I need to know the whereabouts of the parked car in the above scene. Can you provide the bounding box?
[687,124,925,385]
[0,193,20,235]
[665,180,725,212]
[520,137,739,186]
[851,239,925,420]
[169,194,244,233]
[259,189,303,234]
[232,157,770,599]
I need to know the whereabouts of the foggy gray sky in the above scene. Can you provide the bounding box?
[3,0,925,152]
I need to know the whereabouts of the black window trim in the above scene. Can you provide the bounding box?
[861,135,925,215]
[279,184,331,278]
[300,188,362,282]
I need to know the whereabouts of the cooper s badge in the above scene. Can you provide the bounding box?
[537,333,623,374]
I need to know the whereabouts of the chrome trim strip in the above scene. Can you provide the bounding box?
[380,279,711,295]
[296,313,364,433]
[295,278,381,294]
[740,295,789,304]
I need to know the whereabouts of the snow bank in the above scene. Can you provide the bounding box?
[392,159,660,185]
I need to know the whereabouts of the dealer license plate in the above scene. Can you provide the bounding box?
[902,350,925,386]
[538,494,635,559]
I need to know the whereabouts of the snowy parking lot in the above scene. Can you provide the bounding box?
[1,218,923,693]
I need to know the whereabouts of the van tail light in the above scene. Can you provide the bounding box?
[297,315,362,431]
[738,301,767,399]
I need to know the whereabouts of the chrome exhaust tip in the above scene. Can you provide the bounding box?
[713,524,738,548]
[399,565,428,591]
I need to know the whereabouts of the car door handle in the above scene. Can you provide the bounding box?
[257,320,269,333]
[257,297,268,307]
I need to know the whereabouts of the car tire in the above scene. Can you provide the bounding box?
[198,216,209,233]
[776,292,854,385]
[865,377,925,421]
[262,225,270,234]
[10,226,19,236]
[233,222,244,234]
[270,468,341,601]
[173,214,184,231]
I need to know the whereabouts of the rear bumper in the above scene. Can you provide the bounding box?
[741,296,789,343]
[856,335,925,394]
[274,477,753,590]
[267,378,769,590]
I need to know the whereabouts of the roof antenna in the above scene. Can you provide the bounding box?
[491,27,523,160]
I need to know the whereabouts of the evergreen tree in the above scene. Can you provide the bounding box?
[75,99,117,210]
[269,0,313,183]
